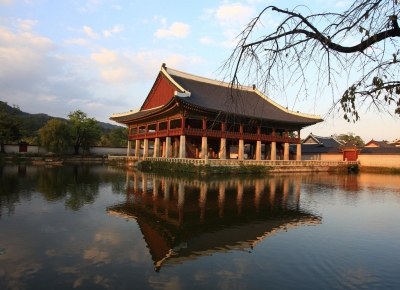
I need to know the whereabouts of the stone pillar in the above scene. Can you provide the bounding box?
[135,140,140,157]
[173,138,179,158]
[284,142,289,160]
[165,137,171,158]
[271,141,276,160]
[255,140,261,160]
[219,138,226,159]
[296,143,302,161]
[143,139,149,157]
[265,143,271,160]
[154,138,160,157]
[179,135,186,158]
[162,141,166,157]
[201,136,208,159]
[127,140,131,156]
[238,139,244,160]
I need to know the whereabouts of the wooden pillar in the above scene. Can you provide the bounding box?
[296,143,302,161]
[202,118,207,130]
[201,136,208,159]
[179,135,186,158]
[271,141,276,160]
[135,140,140,157]
[127,140,131,156]
[255,140,261,160]
[238,139,244,160]
[284,142,289,160]
[143,139,149,157]
[165,137,171,158]
[219,138,226,159]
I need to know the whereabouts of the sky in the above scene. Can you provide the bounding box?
[0,0,398,142]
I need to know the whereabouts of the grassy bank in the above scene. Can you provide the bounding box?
[139,160,269,175]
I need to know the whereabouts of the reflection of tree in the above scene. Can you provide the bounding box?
[64,165,101,211]
[36,166,69,202]
[0,166,34,218]
[36,165,101,211]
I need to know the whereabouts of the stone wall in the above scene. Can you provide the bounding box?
[2,144,127,155]
[358,154,400,168]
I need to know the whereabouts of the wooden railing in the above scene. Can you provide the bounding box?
[129,127,299,143]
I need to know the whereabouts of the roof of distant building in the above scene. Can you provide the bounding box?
[302,133,343,147]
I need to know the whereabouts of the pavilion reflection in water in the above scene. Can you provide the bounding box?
[107,170,321,271]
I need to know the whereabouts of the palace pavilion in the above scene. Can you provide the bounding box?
[110,64,323,160]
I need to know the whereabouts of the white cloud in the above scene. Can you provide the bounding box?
[155,22,190,39]
[17,19,37,31]
[83,26,100,39]
[200,37,214,45]
[102,24,124,38]
[215,4,255,27]
[64,38,91,46]
[0,0,13,6]
[90,48,203,84]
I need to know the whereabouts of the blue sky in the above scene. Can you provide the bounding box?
[0,0,398,142]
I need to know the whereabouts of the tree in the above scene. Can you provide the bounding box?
[0,102,22,153]
[334,132,365,145]
[38,119,71,154]
[223,0,400,122]
[99,127,128,147]
[68,110,102,155]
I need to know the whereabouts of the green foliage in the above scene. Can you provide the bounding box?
[99,127,128,147]
[68,110,102,155]
[38,119,71,154]
[0,102,23,153]
[334,132,365,146]
[139,160,267,175]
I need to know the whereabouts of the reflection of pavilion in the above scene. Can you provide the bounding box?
[107,171,321,271]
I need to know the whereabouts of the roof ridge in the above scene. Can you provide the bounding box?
[165,65,322,120]
[165,67,254,90]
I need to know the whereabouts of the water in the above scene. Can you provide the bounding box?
[0,164,400,290]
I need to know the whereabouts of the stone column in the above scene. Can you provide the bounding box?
[135,140,140,157]
[296,143,302,161]
[284,142,289,160]
[238,139,244,160]
[255,140,261,160]
[173,138,179,158]
[162,141,166,157]
[153,138,160,157]
[201,136,208,159]
[143,139,149,157]
[179,135,186,158]
[219,138,226,159]
[165,137,171,158]
[127,140,131,156]
[271,141,276,160]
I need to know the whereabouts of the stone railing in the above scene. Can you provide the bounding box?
[107,156,359,167]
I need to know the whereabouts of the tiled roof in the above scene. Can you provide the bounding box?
[167,67,322,126]
[302,133,342,147]
[110,65,323,127]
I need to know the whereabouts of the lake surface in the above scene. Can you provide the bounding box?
[1,164,400,290]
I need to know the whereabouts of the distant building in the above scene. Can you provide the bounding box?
[364,139,393,147]
[298,133,342,160]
